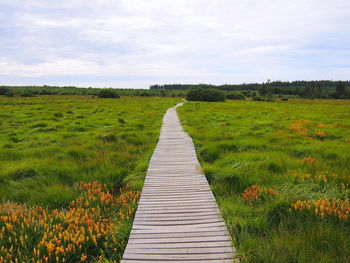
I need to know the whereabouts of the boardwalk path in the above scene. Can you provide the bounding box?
[121,103,235,263]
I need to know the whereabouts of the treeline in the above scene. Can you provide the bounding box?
[0,85,186,98]
[1,80,349,99]
[150,80,350,99]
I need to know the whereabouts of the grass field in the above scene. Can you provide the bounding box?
[177,99,350,263]
[0,95,179,262]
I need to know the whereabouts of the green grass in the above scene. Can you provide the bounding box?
[177,99,350,263]
[0,95,180,208]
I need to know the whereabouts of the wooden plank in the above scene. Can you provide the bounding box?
[130,227,228,234]
[121,103,236,262]
[124,241,232,249]
[125,246,233,254]
[128,235,231,244]
[121,260,236,263]
[122,252,234,260]
[130,231,230,238]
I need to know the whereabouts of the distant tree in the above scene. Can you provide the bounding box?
[260,83,268,96]
[252,96,263,101]
[187,89,225,102]
[97,89,120,98]
[302,83,318,98]
[226,91,245,100]
[139,92,151,96]
[259,80,272,96]
[4,90,16,97]
[0,87,9,95]
[21,91,35,97]
[250,91,257,97]
[335,82,348,99]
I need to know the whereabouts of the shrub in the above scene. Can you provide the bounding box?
[54,112,63,118]
[0,87,9,95]
[139,92,151,97]
[100,133,117,143]
[252,96,263,101]
[21,91,35,97]
[118,117,126,124]
[4,90,16,97]
[97,89,120,98]
[226,91,245,100]
[10,168,36,181]
[186,89,225,102]
[250,91,257,97]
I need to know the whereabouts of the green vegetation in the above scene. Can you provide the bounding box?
[0,95,179,208]
[186,88,225,102]
[151,80,350,99]
[0,85,186,97]
[0,95,179,262]
[177,99,350,263]
[97,89,120,98]
[226,91,245,100]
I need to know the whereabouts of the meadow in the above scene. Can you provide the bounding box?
[177,99,350,263]
[0,95,179,262]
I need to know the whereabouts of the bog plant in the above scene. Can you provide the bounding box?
[0,95,179,262]
[0,96,179,207]
[292,199,350,221]
[242,185,277,205]
[178,98,350,263]
[0,182,140,262]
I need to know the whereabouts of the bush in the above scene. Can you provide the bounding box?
[21,91,35,97]
[97,89,120,98]
[252,96,263,101]
[4,90,16,97]
[0,87,9,95]
[139,92,151,97]
[226,91,245,100]
[186,89,225,102]
[54,112,63,118]
[10,168,36,181]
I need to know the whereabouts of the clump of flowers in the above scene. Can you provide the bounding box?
[317,123,332,128]
[313,131,326,139]
[303,157,316,164]
[0,182,140,263]
[242,185,277,205]
[292,171,350,187]
[292,199,350,221]
[288,120,310,136]
[288,120,331,141]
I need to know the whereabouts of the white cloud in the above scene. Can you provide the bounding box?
[0,0,349,88]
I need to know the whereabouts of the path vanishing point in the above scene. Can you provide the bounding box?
[121,103,236,263]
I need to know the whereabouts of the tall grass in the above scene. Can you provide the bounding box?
[0,95,179,207]
[178,99,350,263]
[0,95,180,262]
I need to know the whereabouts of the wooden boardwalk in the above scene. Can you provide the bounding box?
[121,103,235,263]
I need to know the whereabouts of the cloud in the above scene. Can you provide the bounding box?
[0,0,349,88]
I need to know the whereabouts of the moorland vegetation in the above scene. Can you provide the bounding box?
[0,95,180,262]
[178,98,350,263]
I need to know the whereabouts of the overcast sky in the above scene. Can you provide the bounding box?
[1,0,349,88]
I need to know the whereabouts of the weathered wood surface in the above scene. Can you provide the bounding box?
[121,103,236,263]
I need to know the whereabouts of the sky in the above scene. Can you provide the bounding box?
[0,0,349,89]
